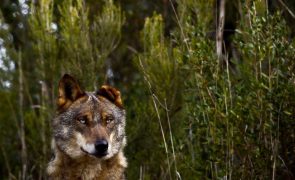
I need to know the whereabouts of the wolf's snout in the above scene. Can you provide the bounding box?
[94,140,108,156]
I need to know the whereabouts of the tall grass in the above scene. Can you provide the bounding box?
[136,1,295,179]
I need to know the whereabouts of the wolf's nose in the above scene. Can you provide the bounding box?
[95,140,108,155]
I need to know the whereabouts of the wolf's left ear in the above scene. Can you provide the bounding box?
[96,85,123,108]
[57,74,85,109]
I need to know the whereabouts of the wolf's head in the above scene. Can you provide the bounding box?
[52,74,126,160]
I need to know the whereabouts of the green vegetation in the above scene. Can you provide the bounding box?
[0,0,294,179]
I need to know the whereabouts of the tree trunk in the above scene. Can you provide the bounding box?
[18,51,27,180]
[216,0,226,62]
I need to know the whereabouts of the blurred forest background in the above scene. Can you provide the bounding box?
[0,0,295,179]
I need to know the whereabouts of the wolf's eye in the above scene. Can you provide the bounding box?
[106,116,114,124]
[77,116,87,124]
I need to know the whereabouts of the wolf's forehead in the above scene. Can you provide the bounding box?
[83,92,110,111]
[76,92,116,114]
[86,92,99,103]
[81,92,103,112]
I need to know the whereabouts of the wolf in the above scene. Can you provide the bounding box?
[47,74,127,180]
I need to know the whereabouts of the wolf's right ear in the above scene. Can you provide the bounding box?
[57,74,85,110]
[96,85,123,108]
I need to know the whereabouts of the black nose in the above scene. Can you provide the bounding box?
[94,140,108,156]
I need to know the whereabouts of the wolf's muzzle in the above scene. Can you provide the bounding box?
[94,140,108,157]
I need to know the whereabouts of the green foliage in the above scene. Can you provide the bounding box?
[140,14,181,109]
[58,0,124,88]
[0,0,295,179]
[126,14,184,179]
[0,0,124,178]
[136,1,295,179]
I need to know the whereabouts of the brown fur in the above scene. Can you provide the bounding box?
[47,74,127,180]
[47,147,127,179]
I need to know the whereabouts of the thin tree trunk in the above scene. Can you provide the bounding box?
[18,51,27,180]
[40,80,48,179]
[216,0,226,62]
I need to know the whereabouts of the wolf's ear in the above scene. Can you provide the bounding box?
[57,74,85,109]
[96,85,123,108]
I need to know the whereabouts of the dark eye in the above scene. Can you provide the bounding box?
[106,116,114,124]
[77,116,87,124]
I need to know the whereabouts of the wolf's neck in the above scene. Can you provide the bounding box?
[47,148,127,179]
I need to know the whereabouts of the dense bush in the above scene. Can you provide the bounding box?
[0,0,294,179]
[136,1,295,179]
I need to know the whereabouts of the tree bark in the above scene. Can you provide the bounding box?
[216,0,226,62]
[18,51,27,180]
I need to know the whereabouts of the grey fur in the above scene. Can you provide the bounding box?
[47,75,127,179]
[51,91,126,159]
